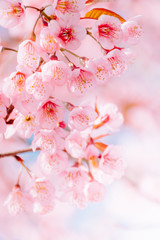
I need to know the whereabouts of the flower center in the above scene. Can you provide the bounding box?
[98,24,114,38]
[58,28,74,43]
[13,4,24,17]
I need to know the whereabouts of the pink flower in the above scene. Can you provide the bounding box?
[48,18,86,50]
[68,106,97,131]
[88,57,112,84]
[92,15,122,49]
[85,144,100,160]
[30,178,55,214]
[38,150,68,175]
[17,40,47,72]
[0,0,25,28]
[68,68,95,96]
[62,189,88,209]
[32,129,65,153]
[13,112,36,138]
[25,72,51,101]
[3,71,26,98]
[57,166,89,191]
[94,103,124,133]
[42,60,71,86]
[54,0,86,15]
[122,20,143,45]
[99,145,124,178]
[13,92,39,115]
[65,130,88,158]
[87,180,106,202]
[36,99,65,130]
[106,49,129,76]
[40,26,60,54]
[4,185,31,215]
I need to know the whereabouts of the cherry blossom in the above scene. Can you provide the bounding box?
[92,15,122,50]
[36,99,65,130]
[68,106,97,131]
[38,150,68,175]
[106,49,129,76]
[68,68,95,95]
[13,112,36,138]
[87,180,106,202]
[30,178,55,214]
[0,0,25,28]
[94,103,124,134]
[4,185,31,216]
[88,57,112,84]
[99,145,124,178]
[47,18,86,50]
[122,20,143,45]
[32,129,65,153]
[54,0,86,15]
[40,26,60,54]
[42,59,70,86]
[25,72,51,101]
[65,130,88,158]
[17,40,47,72]
[3,71,26,98]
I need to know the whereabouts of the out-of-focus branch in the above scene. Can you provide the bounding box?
[0,148,40,158]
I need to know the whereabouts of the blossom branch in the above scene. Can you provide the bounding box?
[0,148,40,158]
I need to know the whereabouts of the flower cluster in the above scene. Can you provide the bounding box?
[0,0,142,215]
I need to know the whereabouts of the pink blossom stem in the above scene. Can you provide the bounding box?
[2,47,18,53]
[60,48,81,59]
[87,30,104,50]
[0,148,40,158]
[31,15,41,40]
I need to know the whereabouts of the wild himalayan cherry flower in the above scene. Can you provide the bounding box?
[57,167,89,191]
[36,99,64,130]
[30,178,55,214]
[0,0,25,28]
[87,180,106,202]
[106,49,129,76]
[25,72,51,101]
[63,189,88,209]
[48,18,86,50]
[54,0,86,15]
[3,71,26,98]
[99,145,124,178]
[88,57,112,84]
[65,130,88,158]
[4,185,31,215]
[13,92,39,115]
[92,15,122,49]
[42,60,70,86]
[94,103,124,134]
[17,40,47,72]
[68,68,95,95]
[122,20,143,45]
[32,129,65,153]
[13,112,36,138]
[40,26,60,54]
[84,144,100,160]
[68,106,97,131]
[38,150,68,175]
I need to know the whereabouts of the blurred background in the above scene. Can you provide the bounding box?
[0,0,160,239]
